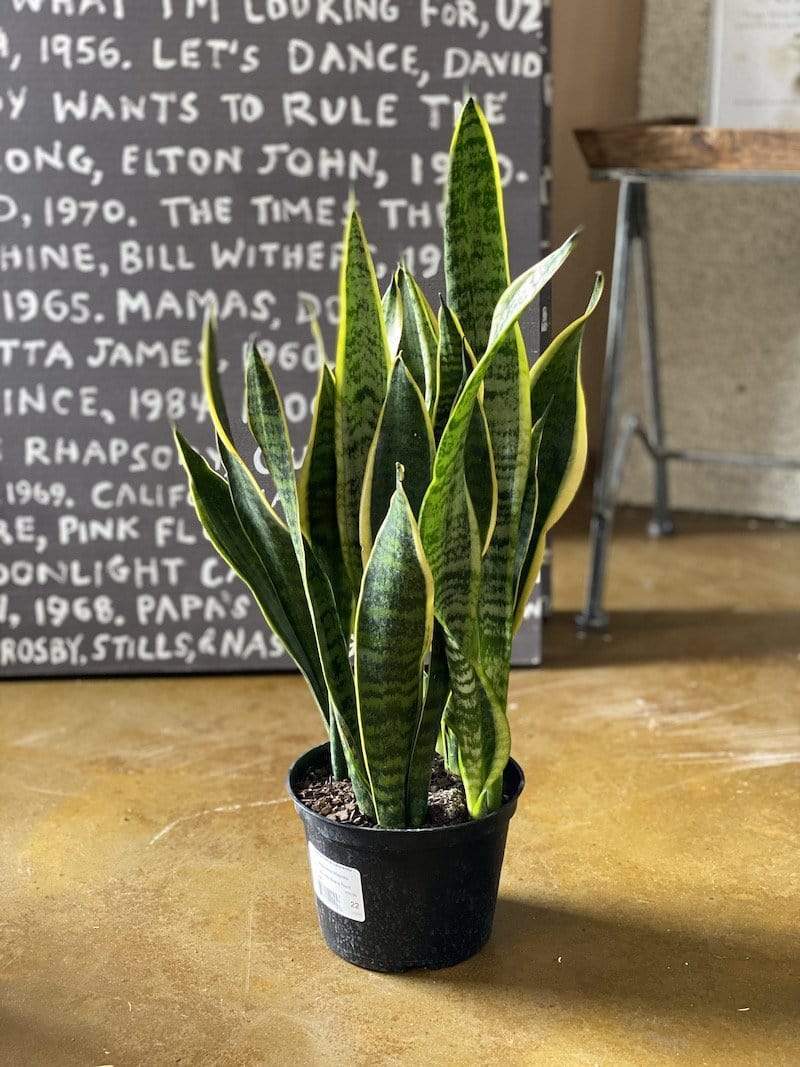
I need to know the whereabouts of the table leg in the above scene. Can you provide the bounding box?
[577,179,636,631]
[632,183,674,538]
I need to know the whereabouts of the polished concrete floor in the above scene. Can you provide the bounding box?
[1,507,798,1065]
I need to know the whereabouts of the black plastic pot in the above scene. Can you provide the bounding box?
[288,743,525,972]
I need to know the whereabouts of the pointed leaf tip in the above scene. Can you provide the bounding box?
[172,425,189,457]
[584,272,605,315]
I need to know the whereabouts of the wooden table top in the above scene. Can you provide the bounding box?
[575,121,800,180]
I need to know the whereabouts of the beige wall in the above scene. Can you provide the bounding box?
[551,0,644,454]
[620,1,800,518]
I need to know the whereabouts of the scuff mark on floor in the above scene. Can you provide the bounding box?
[558,693,800,773]
[659,750,800,771]
[148,798,288,845]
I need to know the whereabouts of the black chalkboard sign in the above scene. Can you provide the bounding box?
[0,1,550,678]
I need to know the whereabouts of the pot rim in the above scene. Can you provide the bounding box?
[287,741,525,839]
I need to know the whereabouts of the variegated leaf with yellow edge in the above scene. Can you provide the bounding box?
[397,264,439,410]
[514,273,604,631]
[245,344,374,814]
[355,469,434,828]
[420,233,579,812]
[359,356,435,565]
[335,210,391,594]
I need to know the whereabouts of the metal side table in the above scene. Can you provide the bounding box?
[573,122,800,630]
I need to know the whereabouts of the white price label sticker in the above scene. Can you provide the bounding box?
[307,842,365,923]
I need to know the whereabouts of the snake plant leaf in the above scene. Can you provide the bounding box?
[448,653,502,817]
[298,364,351,633]
[301,295,329,366]
[215,431,370,788]
[199,311,336,717]
[441,529,504,816]
[466,401,498,557]
[174,429,328,720]
[477,239,583,696]
[431,227,579,525]
[436,305,498,555]
[397,265,439,409]
[297,364,351,775]
[419,416,497,816]
[335,210,391,594]
[199,308,290,536]
[355,473,434,828]
[514,413,548,602]
[477,351,531,704]
[359,356,435,563]
[443,94,534,732]
[440,722,460,776]
[200,309,235,442]
[406,621,450,827]
[382,273,404,357]
[459,343,499,557]
[245,348,375,813]
[444,97,516,357]
[432,302,466,442]
[514,273,604,630]
[486,237,581,355]
[405,265,439,335]
[198,314,339,724]
[420,232,578,810]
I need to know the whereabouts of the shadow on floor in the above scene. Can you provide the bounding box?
[431,898,800,1024]
[610,510,799,541]
[544,609,800,666]
[0,1006,97,1067]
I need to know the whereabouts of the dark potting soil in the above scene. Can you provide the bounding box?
[297,755,470,828]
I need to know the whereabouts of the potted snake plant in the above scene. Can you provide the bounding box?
[175,98,602,972]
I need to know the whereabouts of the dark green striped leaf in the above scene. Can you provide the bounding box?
[461,341,498,556]
[466,402,498,557]
[335,210,391,594]
[420,233,578,809]
[382,273,404,357]
[444,97,512,357]
[298,364,352,634]
[297,363,351,778]
[436,305,499,555]
[359,356,435,562]
[174,430,328,720]
[397,265,439,409]
[355,475,434,828]
[200,310,233,440]
[432,302,465,442]
[245,348,374,815]
[406,621,450,827]
[419,422,495,814]
[196,312,335,723]
[514,273,603,630]
[441,722,460,776]
[514,413,548,600]
[443,97,535,778]
[476,345,531,708]
[303,296,329,365]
